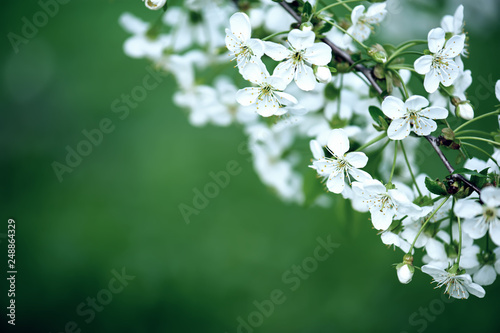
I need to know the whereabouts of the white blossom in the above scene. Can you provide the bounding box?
[414,28,465,93]
[345,3,387,44]
[421,265,485,299]
[397,264,414,284]
[265,29,332,91]
[455,187,500,246]
[382,95,448,140]
[236,64,297,117]
[225,13,266,76]
[310,129,371,194]
[143,0,167,10]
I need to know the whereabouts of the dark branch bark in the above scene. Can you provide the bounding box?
[278,1,480,195]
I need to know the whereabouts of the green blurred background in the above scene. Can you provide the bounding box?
[1,1,500,332]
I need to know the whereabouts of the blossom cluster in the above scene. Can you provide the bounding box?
[121,0,500,299]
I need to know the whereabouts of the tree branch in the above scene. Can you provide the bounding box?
[278,1,480,196]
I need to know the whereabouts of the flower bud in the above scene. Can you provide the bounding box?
[300,22,314,32]
[368,44,387,64]
[314,66,332,84]
[143,0,167,10]
[456,101,474,120]
[396,263,414,284]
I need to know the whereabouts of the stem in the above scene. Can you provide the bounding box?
[391,70,409,100]
[262,30,289,41]
[355,132,387,152]
[389,141,398,183]
[400,141,422,197]
[457,136,500,146]
[316,0,358,14]
[408,196,450,254]
[454,110,500,133]
[461,142,500,168]
[386,51,425,65]
[387,42,421,64]
[455,129,494,137]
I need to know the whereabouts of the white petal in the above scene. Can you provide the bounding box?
[273,60,295,84]
[303,43,332,66]
[413,116,437,136]
[247,38,265,58]
[288,29,315,50]
[365,3,386,23]
[465,281,486,298]
[387,118,410,140]
[345,152,368,168]
[351,5,365,23]
[371,208,393,230]
[274,91,298,105]
[462,218,488,239]
[489,221,500,246]
[480,187,500,208]
[405,95,429,111]
[264,41,290,61]
[439,60,460,87]
[425,238,447,260]
[420,106,448,120]
[441,35,465,59]
[242,63,267,84]
[424,69,441,93]
[255,93,279,117]
[310,140,324,159]
[382,96,405,119]
[348,168,372,182]
[236,87,259,106]
[414,55,433,75]
[454,199,482,218]
[427,28,446,53]
[327,172,345,194]
[294,63,316,91]
[327,129,350,158]
[473,265,497,286]
[230,12,251,42]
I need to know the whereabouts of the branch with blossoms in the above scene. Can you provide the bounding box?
[121,0,500,299]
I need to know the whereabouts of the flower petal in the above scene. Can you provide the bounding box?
[288,29,315,50]
[405,95,429,111]
[427,28,446,53]
[345,152,368,168]
[230,12,251,42]
[413,116,437,136]
[474,265,497,286]
[387,118,410,140]
[274,91,298,105]
[236,87,259,106]
[294,63,316,91]
[273,60,295,84]
[264,41,290,61]
[303,42,332,66]
[327,171,345,194]
[382,96,405,119]
[327,129,350,158]
[420,106,448,120]
[480,186,500,208]
[414,55,433,75]
[310,140,325,159]
[441,35,465,59]
[424,68,441,93]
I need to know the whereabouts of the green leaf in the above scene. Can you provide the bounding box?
[302,1,313,22]
[470,167,490,189]
[424,177,448,196]
[453,168,488,177]
[369,106,386,126]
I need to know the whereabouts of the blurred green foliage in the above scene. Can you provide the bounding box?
[1,1,500,332]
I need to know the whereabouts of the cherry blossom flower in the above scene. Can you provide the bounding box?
[264,29,332,91]
[441,5,464,36]
[310,129,371,194]
[353,180,423,231]
[414,28,465,93]
[225,12,265,77]
[236,64,297,117]
[454,187,500,246]
[382,95,448,140]
[344,3,387,44]
[421,265,485,299]
[397,263,414,284]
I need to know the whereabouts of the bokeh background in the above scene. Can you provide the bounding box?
[2,0,500,332]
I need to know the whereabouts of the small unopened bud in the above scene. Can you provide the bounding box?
[396,263,414,284]
[368,44,387,63]
[314,66,332,84]
[143,0,167,10]
[300,22,314,32]
[456,101,474,120]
